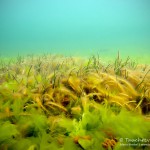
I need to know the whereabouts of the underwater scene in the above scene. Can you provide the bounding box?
[0,0,150,150]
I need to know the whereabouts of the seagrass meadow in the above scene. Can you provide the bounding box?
[0,53,150,150]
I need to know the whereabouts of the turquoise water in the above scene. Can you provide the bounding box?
[0,0,150,62]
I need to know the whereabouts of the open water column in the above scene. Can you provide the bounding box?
[0,0,150,61]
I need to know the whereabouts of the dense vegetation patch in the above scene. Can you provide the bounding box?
[0,53,150,150]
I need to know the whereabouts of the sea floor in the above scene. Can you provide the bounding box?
[0,53,150,150]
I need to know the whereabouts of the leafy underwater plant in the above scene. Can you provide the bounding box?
[56,101,150,150]
[0,53,150,150]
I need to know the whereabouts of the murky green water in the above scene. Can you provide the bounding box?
[0,0,150,63]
